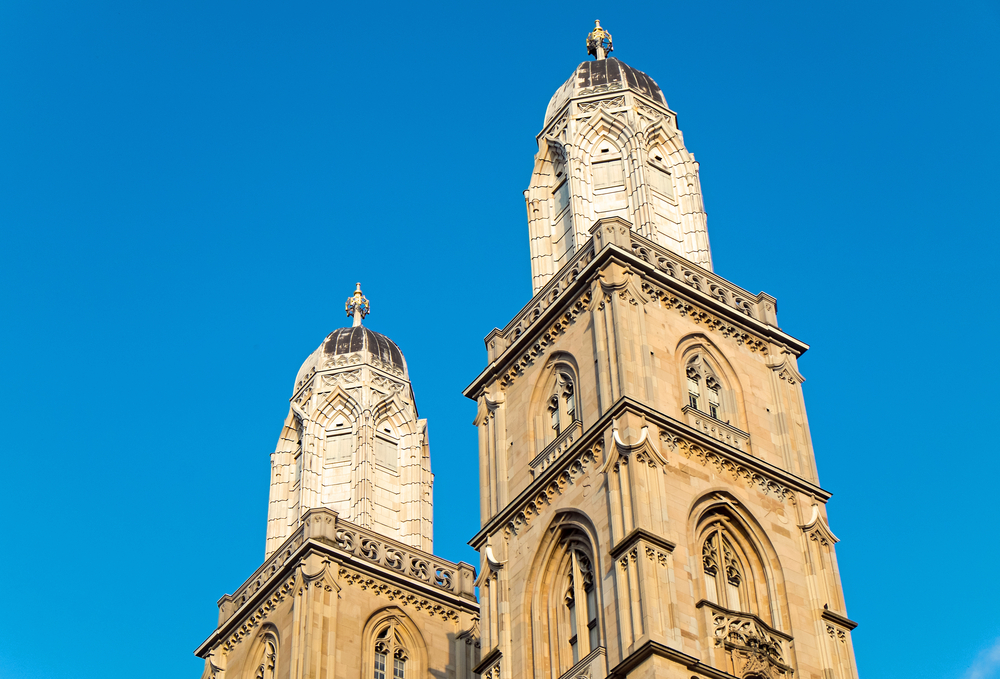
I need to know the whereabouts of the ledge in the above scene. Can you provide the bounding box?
[472,647,502,676]
[610,528,676,561]
[605,640,733,679]
[822,608,859,631]
[471,396,831,549]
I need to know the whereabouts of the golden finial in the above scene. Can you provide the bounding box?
[345,282,370,327]
[586,20,613,60]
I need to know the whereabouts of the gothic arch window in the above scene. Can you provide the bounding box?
[647,148,675,200]
[531,516,604,677]
[373,620,408,679]
[548,370,576,436]
[702,525,750,612]
[591,140,624,190]
[363,611,425,679]
[244,628,278,679]
[563,544,599,664]
[685,354,731,423]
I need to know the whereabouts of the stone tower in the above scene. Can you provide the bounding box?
[466,22,859,679]
[196,287,479,679]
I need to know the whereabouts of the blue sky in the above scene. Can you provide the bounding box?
[1,1,998,678]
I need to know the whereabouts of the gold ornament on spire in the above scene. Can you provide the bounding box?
[345,282,370,327]
[586,20,613,60]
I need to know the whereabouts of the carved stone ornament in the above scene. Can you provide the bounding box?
[502,439,602,540]
[337,567,460,621]
[713,612,792,679]
[660,432,792,502]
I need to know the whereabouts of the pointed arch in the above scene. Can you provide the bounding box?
[527,351,582,453]
[362,608,427,679]
[689,492,788,629]
[675,334,748,430]
[525,510,605,679]
[241,624,279,679]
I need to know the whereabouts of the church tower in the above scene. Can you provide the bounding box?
[466,22,859,679]
[196,287,480,679]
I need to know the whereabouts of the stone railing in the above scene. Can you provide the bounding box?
[681,406,751,453]
[219,509,476,624]
[628,231,777,326]
[529,420,583,478]
[485,218,778,365]
[333,521,476,600]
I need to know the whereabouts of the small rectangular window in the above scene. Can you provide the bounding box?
[293,453,302,486]
[649,166,674,198]
[592,159,623,190]
[326,434,353,462]
[689,393,699,410]
[553,181,570,215]
[374,652,386,679]
[375,437,398,470]
[393,657,405,679]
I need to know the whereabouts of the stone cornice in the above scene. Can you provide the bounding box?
[822,608,859,631]
[464,221,807,400]
[605,640,734,679]
[197,510,478,658]
[610,527,676,561]
[470,397,830,549]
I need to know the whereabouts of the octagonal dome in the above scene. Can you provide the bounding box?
[544,57,668,128]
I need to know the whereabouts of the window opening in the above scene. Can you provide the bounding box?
[593,159,623,190]
[374,621,408,679]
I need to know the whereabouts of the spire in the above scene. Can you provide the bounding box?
[586,20,613,60]
[345,282,370,327]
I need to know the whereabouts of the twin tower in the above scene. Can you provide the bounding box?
[196,22,860,679]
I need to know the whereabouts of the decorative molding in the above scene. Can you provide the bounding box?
[502,439,602,540]
[498,289,593,391]
[704,602,793,679]
[323,352,362,369]
[642,281,769,354]
[371,374,407,395]
[577,82,624,97]
[799,503,839,545]
[660,432,792,503]
[321,369,362,388]
[338,567,460,622]
[577,96,626,113]
[221,574,296,656]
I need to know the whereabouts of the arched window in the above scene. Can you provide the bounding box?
[244,628,278,679]
[373,620,408,679]
[702,526,749,612]
[564,546,599,664]
[686,355,724,421]
[547,371,576,437]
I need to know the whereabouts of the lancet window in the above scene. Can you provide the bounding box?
[373,621,408,679]
[547,371,577,436]
[564,547,599,664]
[686,355,723,420]
[702,525,749,612]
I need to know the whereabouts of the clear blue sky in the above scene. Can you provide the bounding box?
[1,1,997,678]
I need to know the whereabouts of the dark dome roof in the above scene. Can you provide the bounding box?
[544,58,668,127]
[323,326,405,373]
